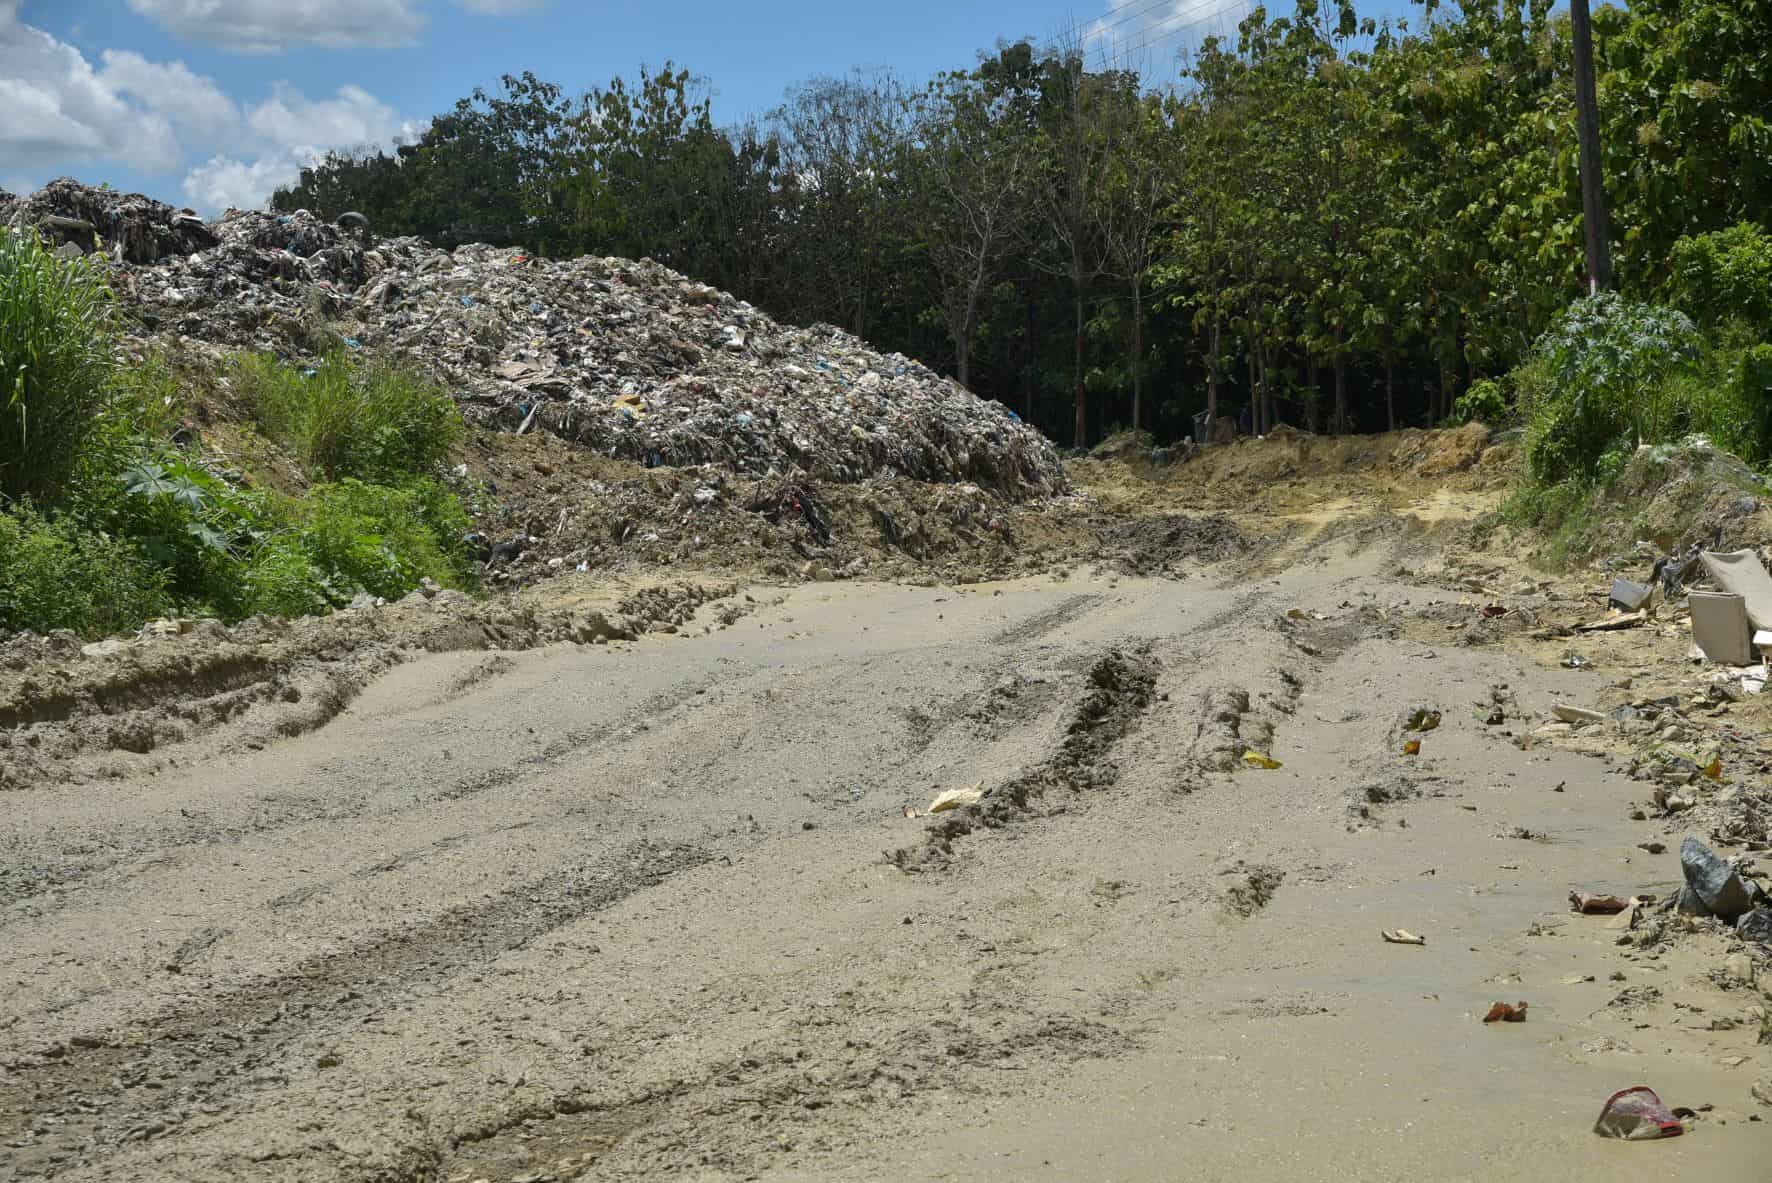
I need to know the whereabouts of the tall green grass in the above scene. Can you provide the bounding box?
[0,230,116,500]
[231,350,462,483]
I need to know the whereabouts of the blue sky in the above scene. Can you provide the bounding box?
[2,0,1410,214]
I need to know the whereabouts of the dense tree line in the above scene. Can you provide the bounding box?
[272,0,1772,448]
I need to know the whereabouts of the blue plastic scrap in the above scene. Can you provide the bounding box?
[460,296,476,308]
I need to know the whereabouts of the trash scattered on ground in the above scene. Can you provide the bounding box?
[1593,1086,1684,1140]
[1553,704,1607,725]
[1679,836,1757,922]
[1242,750,1283,770]
[1569,892,1633,915]
[1576,611,1647,633]
[1609,578,1655,613]
[1483,1001,1529,1023]
[1700,549,1772,633]
[1402,739,1421,756]
[1381,929,1426,945]
[8,181,1067,500]
[927,781,987,814]
[1690,592,1755,665]
[1403,707,1442,732]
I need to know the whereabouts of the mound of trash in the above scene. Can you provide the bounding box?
[8,180,1066,499]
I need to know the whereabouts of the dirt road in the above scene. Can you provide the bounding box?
[3,532,1766,1180]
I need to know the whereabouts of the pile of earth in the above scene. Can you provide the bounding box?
[1569,436,1772,564]
[8,179,1066,500]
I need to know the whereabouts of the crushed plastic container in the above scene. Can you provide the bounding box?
[1593,1086,1683,1140]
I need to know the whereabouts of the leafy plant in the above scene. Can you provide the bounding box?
[1666,223,1772,333]
[0,229,117,500]
[231,350,463,483]
[288,478,474,604]
[1452,379,1508,425]
[0,503,171,636]
[1521,293,1702,485]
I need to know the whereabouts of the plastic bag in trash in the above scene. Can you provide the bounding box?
[1593,1086,1683,1140]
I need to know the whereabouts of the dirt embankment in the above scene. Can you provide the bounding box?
[0,425,1522,790]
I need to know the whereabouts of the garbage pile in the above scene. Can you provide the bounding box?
[6,177,219,264]
[7,180,1067,500]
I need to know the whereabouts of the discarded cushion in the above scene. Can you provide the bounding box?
[1689,592,1754,665]
[1700,550,1772,632]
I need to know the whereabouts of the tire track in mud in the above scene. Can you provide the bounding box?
[0,674,728,916]
[991,593,1102,645]
[893,643,1160,872]
[0,841,709,1179]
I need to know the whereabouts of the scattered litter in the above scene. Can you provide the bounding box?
[1242,751,1283,770]
[927,781,986,814]
[1593,1086,1684,1140]
[1569,892,1631,915]
[1553,704,1606,725]
[3,179,1069,501]
[1402,739,1421,756]
[1609,578,1654,613]
[1700,550,1772,633]
[1483,1001,1529,1023]
[1561,653,1589,670]
[1577,611,1647,633]
[1559,974,1597,985]
[1605,897,1656,930]
[1403,707,1442,732]
[1691,591,1754,665]
[1381,929,1426,946]
[1680,836,1755,922]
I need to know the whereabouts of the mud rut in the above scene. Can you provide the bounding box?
[1,549,1764,1182]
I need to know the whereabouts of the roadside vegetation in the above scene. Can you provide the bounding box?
[0,229,476,638]
[1499,222,1772,557]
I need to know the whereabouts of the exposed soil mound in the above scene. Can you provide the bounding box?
[1097,514,1248,576]
[1574,437,1771,558]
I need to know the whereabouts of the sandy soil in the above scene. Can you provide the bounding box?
[3,435,1768,1182]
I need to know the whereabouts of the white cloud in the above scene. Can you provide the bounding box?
[1086,0,1251,66]
[125,0,427,53]
[98,50,240,140]
[246,83,409,152]
[0,17,183,174]
[181,155,309,213]
[182,85,426,213]
[0,7,420,215]
[126,0,550,52]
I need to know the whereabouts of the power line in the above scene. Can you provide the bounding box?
[1098,0,1253,72]
[1036,0,1253,75]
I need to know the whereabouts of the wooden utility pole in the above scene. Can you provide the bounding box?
[1570,0,1612,293]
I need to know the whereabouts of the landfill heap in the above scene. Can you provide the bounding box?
[8,180,1066,500]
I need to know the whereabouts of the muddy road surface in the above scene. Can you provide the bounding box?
[3,541,1766,1181]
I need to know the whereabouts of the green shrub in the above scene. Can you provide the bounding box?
[242,536,334,617]
[290,478,474,603]
[231,350,462,482]
[1667,223,1772,333]
[1453,378,1508,425]
[0,230,117,500]
[1521,293,1702,485]
[0,504,170,636]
